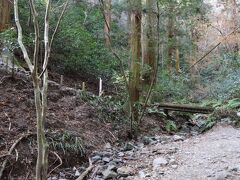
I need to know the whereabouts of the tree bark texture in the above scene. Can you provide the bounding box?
[142,0,157,85]
[0,0,11,32]
[129,1,141,123]
[103,0,111,46]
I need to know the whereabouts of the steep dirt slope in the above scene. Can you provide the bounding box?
[0,70,117,178]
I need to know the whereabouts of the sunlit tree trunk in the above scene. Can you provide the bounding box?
[142,0,157,85]
[0,0,11,32]
[129,1,141,123]
[230,0,239,57]
[103,0,111,46]
[141,6,147,70]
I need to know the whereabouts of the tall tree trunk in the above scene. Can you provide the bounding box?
[129,1,141,124]
[167,8,174,75]
[230,0,239,57]
[142,0,157,86]
[103,0,111,46]
[0,0,11,32]
[175,37,180,73]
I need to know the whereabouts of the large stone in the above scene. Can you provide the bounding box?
[102,169,118,179]
[221,117,232,124]
[124,143,135,151]
[107,164,117,171]
[142,136,155,145]
[92,155,102,162]
[48,177,57,180]
[117,166,134,177]
[104,143,112,149]
[101,151,113,157]
[118,152,125,157]
[169,158,176,164]
[173,135,184,141]
[103,157,111,163]
[95,176,104,180]
[139,170,146,178]
[75,170,80,176]
[112,158,123,164]
[215,171,231,180]
[153,157,168,169]
[180,125,191,133]
[237,112,240,117]
[230,165,240,172]
[59,172,66,178]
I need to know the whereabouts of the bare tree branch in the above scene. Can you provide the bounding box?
[47,151,62,177]
[49,0,69,50]
[43,0,51,71]
[76,158,94,180]
[188,27,240,71]
[29,0,40,74]
[14,0,34,72]
[39,0,69,78]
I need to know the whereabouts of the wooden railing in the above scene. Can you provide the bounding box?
[147,103,214,114]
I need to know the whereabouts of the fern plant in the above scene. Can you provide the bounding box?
[165,120,177,133]
[48,131,85,156]
[223,98,240,109]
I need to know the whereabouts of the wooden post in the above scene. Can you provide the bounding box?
[11,56,15,78]
[5,56,8,70]
[99,78,103,96]
[82,82,86,91]
[60,75,63,87]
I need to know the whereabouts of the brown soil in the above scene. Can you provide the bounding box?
[0,70,117,179]
[0,70,166,179]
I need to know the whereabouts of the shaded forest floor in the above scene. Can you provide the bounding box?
[0,70,165,179]
[0,69,239,179]
[0,70,119,178]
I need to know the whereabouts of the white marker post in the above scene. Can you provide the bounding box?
[60,75,64,87]
[82,82,86,91]
[99,78,103,96]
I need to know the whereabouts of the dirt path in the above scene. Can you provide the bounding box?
[125,125,240,180]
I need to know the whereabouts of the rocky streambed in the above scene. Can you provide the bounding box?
[48,124,240,180]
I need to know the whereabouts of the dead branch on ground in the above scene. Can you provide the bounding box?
[47,151,63,177]
[76,158,94,180]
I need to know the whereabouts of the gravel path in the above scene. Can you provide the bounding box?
[127,125,240,180]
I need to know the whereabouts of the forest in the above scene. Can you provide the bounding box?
[0,0,240,179]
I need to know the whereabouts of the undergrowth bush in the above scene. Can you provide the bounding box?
[52,4,118,80]
[207,69,240,100]
[90,95,127,123]
[76,91,127,124]
[151,70,193,103]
